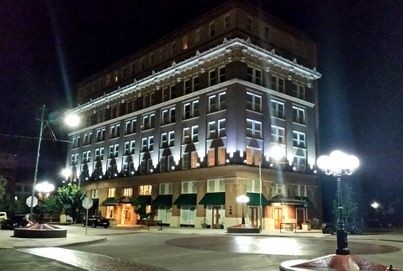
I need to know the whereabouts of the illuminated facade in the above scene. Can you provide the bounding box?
[66,1,322,230]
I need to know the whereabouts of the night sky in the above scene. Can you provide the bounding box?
[1,1,402,219]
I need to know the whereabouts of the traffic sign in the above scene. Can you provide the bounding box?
[82,197,93,209]
[26,196,38,207]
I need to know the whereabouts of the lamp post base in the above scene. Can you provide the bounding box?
[336,229,350,255]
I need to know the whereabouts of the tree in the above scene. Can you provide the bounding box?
[332,182,358,221]
[56,184,84,223]
[0,176,7,210]
[42,195,62,222]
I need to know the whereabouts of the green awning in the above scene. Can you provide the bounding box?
[118,196,133,203]
[132,195,152,205]
[173,194,197,206]
[199,192,225,205]
[153,194,173,207]
[101,197,119,206]
[247,193,269,206]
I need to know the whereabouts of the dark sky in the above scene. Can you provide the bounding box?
[1,1,402,210]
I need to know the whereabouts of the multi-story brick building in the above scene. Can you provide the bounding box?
[66,1,322,230]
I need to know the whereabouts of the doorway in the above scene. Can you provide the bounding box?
[249,206,258,227]
[296,208,305,229]
[274,207,283,229]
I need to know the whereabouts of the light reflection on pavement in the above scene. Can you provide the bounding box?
[20,247,167,271]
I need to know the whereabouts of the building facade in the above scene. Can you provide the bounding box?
[66,1,322,230]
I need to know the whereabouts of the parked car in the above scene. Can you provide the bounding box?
[1,214,30,230]
[0,212,7,222]
[321,217,364,235]
[83,215,110,228]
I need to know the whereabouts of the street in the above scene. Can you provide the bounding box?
[16,225,403,271]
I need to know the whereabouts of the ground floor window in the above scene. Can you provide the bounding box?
[180,206,196,225]
[157,208,172,224]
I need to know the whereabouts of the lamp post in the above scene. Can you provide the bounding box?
[236,195,249,225]
[317,150,359,255]
[35,181,55,200]
[29,105,80,215]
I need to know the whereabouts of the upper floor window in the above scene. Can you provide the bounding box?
[95,147,104,161]
[264,26,270,40]
[141,136,154,152]
[271,99,285,119]
[207,179,225,192]
[183,75,199,95]
[209,21,216,37]
[83,132,92,145]
[139,185,152,195]
[224,14,231,29]
[124,140,135,155]
[271,125,285,144]
[149,53,154,66]
[96,128,106,142]
[247,179,261,193]
[183,125,198,144]
[271,75,285,93]
[142,113,155,130]
[82,150,91,163]
[293,151,307,171]
[91,189,99,199]
[163,86,176,102]
[246,119,262,138]
[195,28,200,43]
[209,66,226,86]
[161,107,176,125]
[160,131,175,148]
[123,188,133,197]
[170,41,176,55]
[292,106,306,124]
[293,83,306,99]
[246,16,253,32]
[292,131,306,148]
[108,144,119,158]
[71,153,79,165]
[247,66,262,85]
[108,188,116,198]
[125,119,137,135]
[159,183,172,195]
[109,124,120,139]
[181,181,197,193]
[72,136,81,148]
[207,119,226,139]
[182,35,188,50]
[246,92,262,112]
[208,92,226,113]
[183,100,199,119]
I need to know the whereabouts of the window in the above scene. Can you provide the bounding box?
[209,21,216,37]
[246,16,253,32]
[271,99,285,119]
[181,181,197,193]
[142,113,155,130]
[82,150,91,163]
[246,119,262,138]
[183,75,199,95]
[170,41,176,55]
[246,92,262,112]
[161,107,176,125]
[91,189,99,199]
[246,147,262,166]
[271,75,285,92]
[72,136,80,148]
[108,188,116,197]
[96,128,106,142]
[183,125,198,144]
[218,66,226,82]
[195,28,200,43]
[247,66,262,85]
[293,151,307,171]
[160,132,173,148]
[207,119,226,139]
[207,147,226,166]
[123,188,133,197]
[149,53,154,65]
[224,14,231,29]
[293,83,306,99]
[70,153,79,165]
[159,48,165,61]
[264,26,270,40]
[209,67,226,86]
[209,69,217,86]
[207,179,225,192]
[169,85,176,99]
[246,179,261,193]
[95,147,104,160]
[83,132,92,145]
[183,100,199,119]
[292,106,306,124]
[139,185,152,195]
[182,35,188,50]
[208,92,226,113]
[193,76,199,91]
[141,136,154,152]
[109,124,120,138]
[109,144,119,158]
[125,119,136,134]
[271,125,285,144]
[159,183,172,194]
[124,140,135,155]
[292,131,306,148]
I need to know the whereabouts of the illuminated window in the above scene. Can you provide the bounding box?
[271,99,285,119]
[247,66,262,85]
[209,21,216,37]
[246,119,262,138]
[181,181,197,193]
[123,188,133,197]
[108,188,116,197]
[271,75,285,92]
[293,131,306,148]
[207,179,225,192]
[246,147,262,166]
[292,106,306,124]
[246,92,262,112]
[139,185,152,195]
[182,35,188,50]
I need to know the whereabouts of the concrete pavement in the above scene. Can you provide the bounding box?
[0,224,402,270]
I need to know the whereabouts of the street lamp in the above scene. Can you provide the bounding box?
[317,150,359,255]
[29,105,80,215]
[35,181,55,200]
[236,195,249,225]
